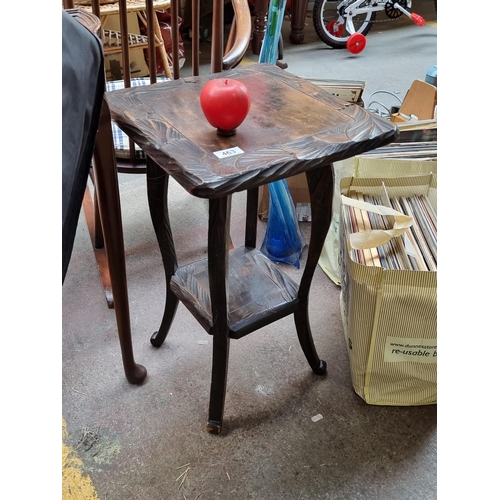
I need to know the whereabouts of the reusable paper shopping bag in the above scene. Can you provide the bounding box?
[339,174,437,406]
[319,156,437,285]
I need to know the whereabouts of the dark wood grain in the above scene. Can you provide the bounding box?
[106,64,398,199]
[170,247,300,338]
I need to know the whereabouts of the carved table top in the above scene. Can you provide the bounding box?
[106,64,398,198]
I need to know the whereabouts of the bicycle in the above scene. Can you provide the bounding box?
[312,0,436,51]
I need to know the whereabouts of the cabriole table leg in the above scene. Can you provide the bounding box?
[293,164,334,375]
[146,157,180,347]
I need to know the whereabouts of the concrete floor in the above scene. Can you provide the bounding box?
[62,2,437,499]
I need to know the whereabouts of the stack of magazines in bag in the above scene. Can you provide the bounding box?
[342,189,437,272]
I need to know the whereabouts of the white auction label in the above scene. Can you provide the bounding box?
[213,146,244,158]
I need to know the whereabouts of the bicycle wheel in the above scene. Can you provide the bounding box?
[312,0,376,49]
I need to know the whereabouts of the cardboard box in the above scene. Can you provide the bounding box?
[390,80,437,123]
[302,78,365,106]
[258,173,310,221]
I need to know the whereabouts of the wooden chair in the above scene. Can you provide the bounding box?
[64,0,251,307]
[67,0,173,79]
[63,0,252,383]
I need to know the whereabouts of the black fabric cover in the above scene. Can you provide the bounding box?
[62,10,105,282]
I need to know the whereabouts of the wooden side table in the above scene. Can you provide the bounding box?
[105,64,398,433]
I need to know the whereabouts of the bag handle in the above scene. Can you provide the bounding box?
[341,194,413,250]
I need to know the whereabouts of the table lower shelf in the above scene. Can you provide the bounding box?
[170,247,300,339]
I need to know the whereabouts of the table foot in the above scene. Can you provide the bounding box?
[294,307,327,376]
[150,295,179,347]
[206,420,223,434]
[313,359,328,376]
[125,363,148,384]
[150,330,163,347]
[288,30,304,45]
[292,165,333,377]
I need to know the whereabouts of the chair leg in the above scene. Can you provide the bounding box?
[82,174,115,309]
[92,98,147,384]
[90,169,104,249]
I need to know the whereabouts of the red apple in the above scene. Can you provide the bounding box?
[200,78,251,136]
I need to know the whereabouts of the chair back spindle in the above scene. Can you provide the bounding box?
[64,0,252,305]
[64,0,252,170]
